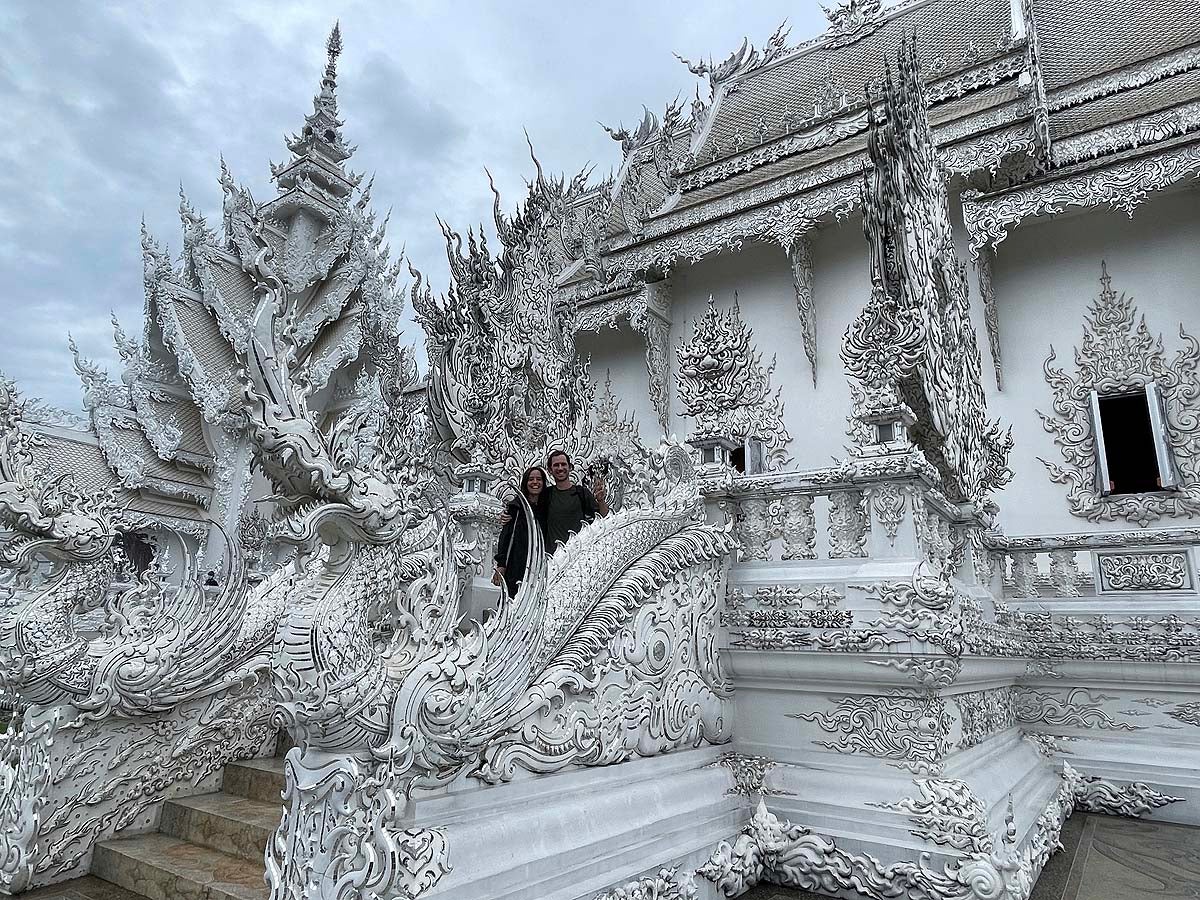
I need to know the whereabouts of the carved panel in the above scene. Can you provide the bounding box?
[827,490,867,558]
[869,483,906,547]
[676,296,792,471]
[1037,263,1200,526]
[1096,551,1193,593]
[790,693,952,774]
[778,494,817,560]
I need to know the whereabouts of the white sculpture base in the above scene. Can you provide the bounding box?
[418,746,741,900]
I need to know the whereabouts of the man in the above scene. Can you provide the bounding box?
[541,449,608,553]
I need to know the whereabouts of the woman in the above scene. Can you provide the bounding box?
[492,466,547,598]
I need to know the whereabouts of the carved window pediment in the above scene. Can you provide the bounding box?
[1038,263,1200,527]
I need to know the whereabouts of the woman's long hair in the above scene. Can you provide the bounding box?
[520,465,547,500]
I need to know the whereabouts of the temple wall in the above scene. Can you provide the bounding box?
[984,187,1200,536]
[575,320,658,443]
[667,234,864,470]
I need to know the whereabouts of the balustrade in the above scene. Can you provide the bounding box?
[715,469,971,568]
[992,530,1200,599]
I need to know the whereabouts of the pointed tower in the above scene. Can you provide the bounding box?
[264,23,362,226]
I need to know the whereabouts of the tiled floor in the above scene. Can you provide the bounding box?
[743,813,1200,900]
[18,876,142,900]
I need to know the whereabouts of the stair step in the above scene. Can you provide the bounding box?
[222,758,286,803]
[93,832,268,900]
[160,793,280,863]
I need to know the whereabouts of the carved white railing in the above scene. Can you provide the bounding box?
[990,530,1200,599]
[709,466,971,571]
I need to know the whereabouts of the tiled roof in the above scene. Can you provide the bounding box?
[1035,0,1200,92]
[696,0,1012,164]
[173,297,240,398]
[29,431,122,497]
[1049,67,1200,140]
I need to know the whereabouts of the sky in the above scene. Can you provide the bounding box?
[0,1,837,413]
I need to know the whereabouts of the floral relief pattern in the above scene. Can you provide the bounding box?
[1037,262,1200,526]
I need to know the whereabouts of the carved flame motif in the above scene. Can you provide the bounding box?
[1038,262,1200,526]
[676,295,793,471]
[842,38,1013,506]
[411,152,612,476]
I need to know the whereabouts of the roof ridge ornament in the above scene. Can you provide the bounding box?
[820,0,886,48]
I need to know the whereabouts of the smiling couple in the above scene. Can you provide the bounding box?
[491,449,609,598]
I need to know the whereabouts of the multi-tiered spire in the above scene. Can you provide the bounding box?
[268,23,361,213]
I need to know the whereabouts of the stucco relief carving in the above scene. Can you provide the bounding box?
[963,141,1200,258]
[869,482,906,546]
[787,235,818,387]
[778,494,818,559]
[790,692,952,774]
[1074,777,1184,818]
[869,778,993,853]
[1168,702,1200,728]
[953,687,1018,751]
[676,295,792,471]
[1096,551,1191,592]
[828,490,868,558]
[871,656,962,691]
[592,868,697,900]
[976,248,1004,391]
[1037,262,1200,526]
[1015,688,1145,733]
[707,752,794,799]
[699,769,1079,900]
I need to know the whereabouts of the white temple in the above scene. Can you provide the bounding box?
[3,1,1200,898]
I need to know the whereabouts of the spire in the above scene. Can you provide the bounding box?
[269,22,360,211]
[319,21,342,118]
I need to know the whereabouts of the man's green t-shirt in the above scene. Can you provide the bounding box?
[546,485,586,551]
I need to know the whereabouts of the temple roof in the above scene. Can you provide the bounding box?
[1036,0,1200,92]
[692,0,1015,168]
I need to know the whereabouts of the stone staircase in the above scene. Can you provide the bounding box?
[90,757,284,900]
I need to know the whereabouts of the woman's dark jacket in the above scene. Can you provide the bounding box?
[494,494,545,597]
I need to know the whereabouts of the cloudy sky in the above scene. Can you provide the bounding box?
[0,1,835,412]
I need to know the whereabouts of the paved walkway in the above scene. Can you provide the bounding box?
[744,813,1200,900]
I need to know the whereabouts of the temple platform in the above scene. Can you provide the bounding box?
[743,813,1200,900]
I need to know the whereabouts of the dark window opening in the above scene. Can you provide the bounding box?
[730,445,746,474]
[1097,392,1161,495]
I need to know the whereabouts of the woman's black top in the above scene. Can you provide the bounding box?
[494,495,543,597]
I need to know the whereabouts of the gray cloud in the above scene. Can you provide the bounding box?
[1,1,829,412]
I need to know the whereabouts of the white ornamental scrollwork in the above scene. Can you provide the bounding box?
[676,295,793,471]
[592,868,696,900]
[963,140,1200,258]
[789,692,952,774]
[1037,262,1200,526]
[1097,551,1191,593]
[699,765,1079,900]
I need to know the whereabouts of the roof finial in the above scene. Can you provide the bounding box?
[324,22,342,91]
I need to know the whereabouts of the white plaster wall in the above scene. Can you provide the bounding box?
[575,320,659,443]
[984,187,1200,536]
[667,234,868,471]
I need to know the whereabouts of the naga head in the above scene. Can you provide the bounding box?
[235,211,431,549]
[0,373,119,570]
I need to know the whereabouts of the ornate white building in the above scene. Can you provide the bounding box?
[3,1,1200,898]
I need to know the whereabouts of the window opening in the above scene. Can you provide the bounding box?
[1093,391,1162,495]
[730,444,746,474]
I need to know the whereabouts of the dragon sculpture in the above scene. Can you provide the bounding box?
[0,371,290,892]
[0,29,408,888]
[251,157,737,899]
